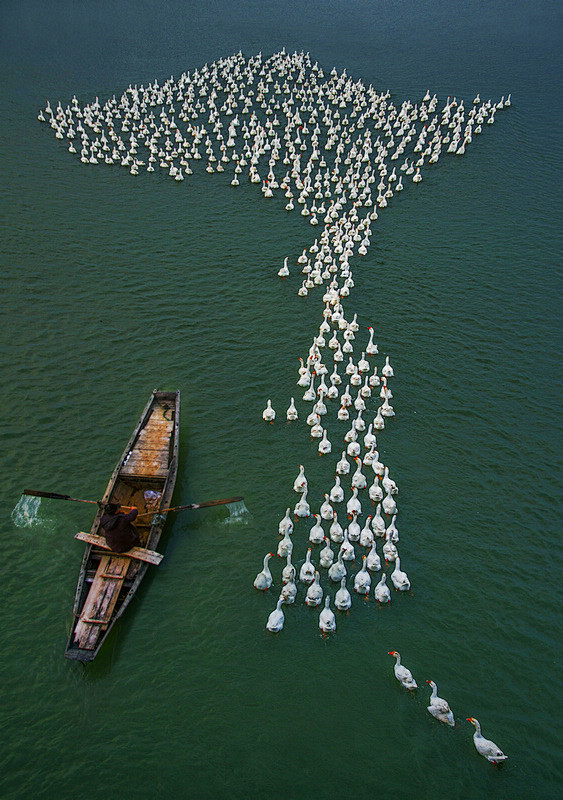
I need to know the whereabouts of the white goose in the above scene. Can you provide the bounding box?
[299,548,316,584]
[354,555,371,595]
[308,514,325,544]
[318,429,332,455]
[344,419,358,444]
[262,399,276,423]
[278,257,290,277]
[382,466,398,495]
[329,511,344,543]
[335,576,352,611]
[383,530,398,563]
[310,419,323,438]
[253,552,274,591]
[363,424,377,450]
[278,507,294,536]
[336,451,350,475]
[286,397,298,421]
[369,365,380,387]
[337,403,350,421]
[382,487,397,516]
[305,571,324,607]
[339,531,355,561]
[466,718,508,764]
[281,567,297,604]
[303,375,316,402]
[294,487,310,518]
[282,553,295,584]
[347,512,361,542]
[366,540,381,572]
[319,536,335,568]
[293,464,307,493]
[320,494,334,521]
[366,327,378,355]
[386,514,399,543]
[357,352,370,373]
[388,650,417,690]
[380,396,395,417]
[277,527,294,558]
[297,362,312,387]
[351,458,367,490]
[374,572,390,603]
[328,550,347,582]
[369,474,384,503]
[391,555,410,591]
[346,487,362,518]
[329,475,345,504]
[426,681,455,726]
[372,504,386,537]
[340,384,352,407]
[353,391,366,412]
[359,516,374,548]
[382,355,394,377]
[266,595,285,632]
[319,595,336,633]
[373,407,385,430]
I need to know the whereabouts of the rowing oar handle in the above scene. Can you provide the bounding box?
[135,496,244,518]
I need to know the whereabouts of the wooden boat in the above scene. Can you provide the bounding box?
[65,389,180,661]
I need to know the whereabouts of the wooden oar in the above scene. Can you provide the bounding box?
[22,489,132,510]
[135,496,244,518]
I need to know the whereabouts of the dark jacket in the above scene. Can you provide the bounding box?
[100,507,140,553]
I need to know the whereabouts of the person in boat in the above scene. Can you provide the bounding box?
[100,503,140,552]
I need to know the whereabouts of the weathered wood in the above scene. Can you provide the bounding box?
[120,409,174,477]
[74,555,129,648]
[65,389,180,661]
[74,531,164,565]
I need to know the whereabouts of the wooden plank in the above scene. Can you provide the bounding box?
[74,555,129,648]
[75,532,163,565]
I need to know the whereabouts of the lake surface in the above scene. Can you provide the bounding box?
[1,1,561,798]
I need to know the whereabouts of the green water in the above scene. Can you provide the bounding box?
[1,1,562,799]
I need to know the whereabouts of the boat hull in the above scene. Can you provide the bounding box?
[65,389,180,661]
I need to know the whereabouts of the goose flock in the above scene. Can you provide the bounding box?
[38,48,510,765]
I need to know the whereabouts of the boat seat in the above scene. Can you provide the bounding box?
[75,532,163,565]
